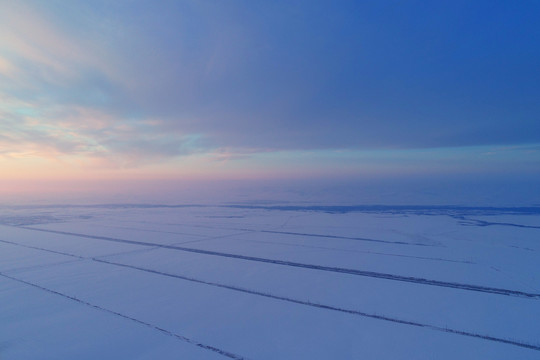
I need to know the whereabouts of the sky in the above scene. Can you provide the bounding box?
[0,0,539,204]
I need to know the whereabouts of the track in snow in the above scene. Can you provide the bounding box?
[2,235,539,352]
[20,226,540,299]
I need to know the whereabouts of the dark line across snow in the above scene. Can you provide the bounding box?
[20,226,540,299]
[0,272,248,360]
[1,236,539,352]
[94,258,540,352]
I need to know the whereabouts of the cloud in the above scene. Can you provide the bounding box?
[0,93,209,167]
[0,0,539,172]
[0,2,122,85]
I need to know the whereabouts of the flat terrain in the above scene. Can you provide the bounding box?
[1,204,539,359]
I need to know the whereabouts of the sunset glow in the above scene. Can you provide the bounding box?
[0,1,539,203]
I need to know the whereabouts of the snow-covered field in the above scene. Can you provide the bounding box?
[1,204,539,359]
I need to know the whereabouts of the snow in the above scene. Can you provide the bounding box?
[1,204,539,359]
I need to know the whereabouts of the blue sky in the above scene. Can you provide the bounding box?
[0,0,539,201]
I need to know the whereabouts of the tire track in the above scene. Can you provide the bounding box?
[246,229,434,246]
[2,238,539,352]
[0,238,84,259]
[93,258,540,352]
[0,272,248,360]
[20,226,540,299]
[242,239,472,264]
[103,220,427,247]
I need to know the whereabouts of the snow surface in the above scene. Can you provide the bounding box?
[1,204,539,359]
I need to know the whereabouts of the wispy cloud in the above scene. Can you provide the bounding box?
[0,100,209,167]
[0,2,121,87]
[0,2,210,167]
[0,0,538,181]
